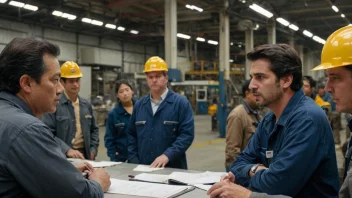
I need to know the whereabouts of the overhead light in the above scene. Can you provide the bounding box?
[288,24,299,31]
[230,42,233,45]
[332,5,339,12]
[254,24,260,30]
[196,37,205,42]
[249,3,273,18]
[276,17,290,26]
[130,30,139,34]
[229,59,234,63]
[9,1,24,7]
[313,36,325,44]
[52,10,63,17]
[0,0,7,3]
[91,20,103,26]
[341,14,345,18]
[23,4,38,11]
[238,44,242,48]
[82,18,92,23]
[177,33,191,39]
[349,24,352,26]
[67,14,76,20]
[52,11,76,20]
[185,4,203,12]
[208,40,218,45]
[105,24,116,29]
[117,26,125,31]
[303,30,313,37]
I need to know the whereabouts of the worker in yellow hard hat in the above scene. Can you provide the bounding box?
[127,56,194,169]
[312,25,352,197]
[42,61,99,160]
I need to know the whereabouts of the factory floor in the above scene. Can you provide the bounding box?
[96,115,346,174]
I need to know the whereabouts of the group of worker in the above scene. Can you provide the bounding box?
[1,24,352,198]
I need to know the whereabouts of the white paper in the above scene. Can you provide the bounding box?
[133,165,164,172]
[67,158,122,168]
[107,178,194,198]
[193,184,213,191]
[134,173,169,183]
[168,171,227,185]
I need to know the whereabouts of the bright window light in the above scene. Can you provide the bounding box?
[276,17,290,26]
[52,10,63,16]
[341,14,345,18]
[130,30,139,34]
[177,33,191,39]
[82,18,92,23]
[249,3,273,18]
[288,24,299,31]
[303,30,313,37]
[23,4,38,11]
[332,5,339,12]
[117,26,125,31]
[0,0,7,3]
[105,24,116,29]
[207,40,218,45]
[196,37,205,42]
[91,20,103,26]
[9,1,24,7]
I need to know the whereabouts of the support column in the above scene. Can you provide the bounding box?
[245,29,254,80]
[267,19,276,44]
[289,36,295,48]
[165,0,177,68]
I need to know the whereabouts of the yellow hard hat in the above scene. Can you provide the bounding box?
[312,25,352,71]
[143,56,168,73]
[60,61,83,78]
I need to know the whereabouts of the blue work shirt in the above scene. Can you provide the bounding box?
[127,89,194,169]
[231,89,339,197]
[322,92,336,111]
[104,99,136,162]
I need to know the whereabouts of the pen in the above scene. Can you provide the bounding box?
[128,175,135,178]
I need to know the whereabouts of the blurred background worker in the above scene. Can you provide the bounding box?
[225,79,261,172]
[127,56,194,169]
[105,80,135,162]
[43,61,99,160]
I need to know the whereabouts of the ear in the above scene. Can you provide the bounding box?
[281,74,293,89]
[19,74,33,93]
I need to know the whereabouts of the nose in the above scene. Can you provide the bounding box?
[324,80,332,93]
[248,79,256,90]
[57,80,64,94]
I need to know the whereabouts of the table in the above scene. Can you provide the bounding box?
[104,163,209,198]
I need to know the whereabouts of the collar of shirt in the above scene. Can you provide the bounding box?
[0,91,35,116]
[241,98,258,116]
[150,88,169,105]
[116,98,136,115]
[64,91,79,105]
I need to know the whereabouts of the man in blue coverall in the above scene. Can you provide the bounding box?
[127,56,194,169]
[211,44,339,197]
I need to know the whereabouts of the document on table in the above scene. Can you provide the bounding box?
[132,173,169,183]
[133,165,164,172]
[107,178,195,198]
[168,171,227,185]
[193,184,213,191]
[67,158,122,168]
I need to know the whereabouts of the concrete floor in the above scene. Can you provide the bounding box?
[95,115,346,173]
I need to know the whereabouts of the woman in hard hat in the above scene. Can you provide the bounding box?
[104,80,136,162]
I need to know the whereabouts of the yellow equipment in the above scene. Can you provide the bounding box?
[312,25,352,71]
[60,61,83,78]
[143,56,168,73]
[208,104,217,116]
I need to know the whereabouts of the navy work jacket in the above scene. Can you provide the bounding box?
[104,99,136,162]
[231,90,339,198]
[127,89,194,169]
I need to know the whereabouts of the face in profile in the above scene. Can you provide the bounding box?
[117,83,133,103]
[302,80,313,97]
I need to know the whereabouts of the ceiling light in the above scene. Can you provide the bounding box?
[130,30,139,34]
[0,0,7,3]
[341,14,345,18]
[105,24,116,29]
[276,17,290,26]
[177,33,191,39]
[349,24,352,26]
[9,1,24,7]
[332,5,339,12]
[117,26,125,31]
[185,4,203,12]
[249,3,273,18]
[196,37,205,42]
[230,42,233,45]
[303,30,313,37]
[229,59,234,62]
[207,40,218,45]
[23,4,38,11]
[288,24,299,31]
[82,18,92,23]
[67,14,76,20]
[91,20,103,26]
[254,24,260,30]
[52,10,62,17]
[313,36,325,44]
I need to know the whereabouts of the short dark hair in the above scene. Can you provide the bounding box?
[317,83,325,90]
[0,38,60,94]
[247,44,302,91]
[303,75,316,88]
[242,79,251,98]
[115,80,133,93]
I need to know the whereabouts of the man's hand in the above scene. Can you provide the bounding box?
[150,154,169,168]
[249,165,268,178]
[76,162,94,174]
[90,152,96,160]
[221,172,235,183]
[207,180,252,198]
[66,149,85,159]
[88,168,111,192]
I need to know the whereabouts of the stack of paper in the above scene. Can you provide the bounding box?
[67,158,122,168]
[133,165,164,172]
[107,178,195,198]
